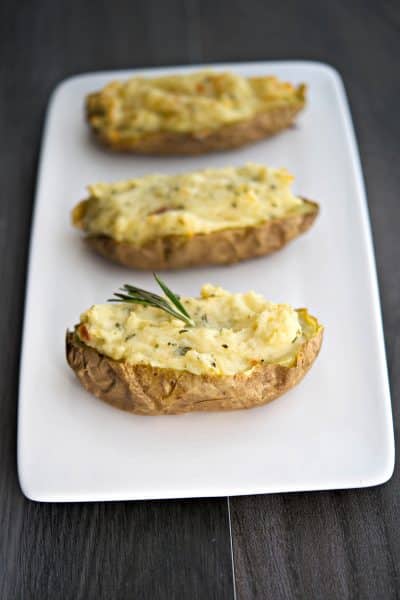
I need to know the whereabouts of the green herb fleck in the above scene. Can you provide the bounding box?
[177,346,192,356]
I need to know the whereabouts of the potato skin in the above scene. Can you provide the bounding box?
[82,199,318,270]
[86,93,306,155]
[66,326,323,415]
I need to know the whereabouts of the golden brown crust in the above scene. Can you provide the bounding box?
[66,326,323,415]
[81,199,318,270]
[86,91,306,155]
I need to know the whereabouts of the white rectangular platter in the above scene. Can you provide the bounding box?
[18,61,394,501]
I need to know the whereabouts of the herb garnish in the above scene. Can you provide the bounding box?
[108,273,195,327]
[177,346,192,356]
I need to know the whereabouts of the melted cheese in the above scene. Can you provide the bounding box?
[77,285,306,376]
[88,70,305,135]
[75,163,311,246]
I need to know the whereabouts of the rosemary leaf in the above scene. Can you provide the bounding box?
[108,274,195,327]
[153,273,194,325]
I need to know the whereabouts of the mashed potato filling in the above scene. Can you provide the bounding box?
[77,285,305,376]
[89,70,304,135]
[76,164,310,246]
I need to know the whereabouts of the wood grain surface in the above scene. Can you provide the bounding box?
[0,0,399,598]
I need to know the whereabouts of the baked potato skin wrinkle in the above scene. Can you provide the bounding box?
[66,327,323,416]
[86,101,305,155]
[82,199,318,270]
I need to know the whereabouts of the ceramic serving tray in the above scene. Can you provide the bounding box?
[18,61,394,501]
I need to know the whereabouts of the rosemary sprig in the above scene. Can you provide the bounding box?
[108,273,195,327]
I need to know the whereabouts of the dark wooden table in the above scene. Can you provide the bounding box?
[1,1,399,598]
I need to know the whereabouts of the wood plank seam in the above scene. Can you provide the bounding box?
[227,497,237,600]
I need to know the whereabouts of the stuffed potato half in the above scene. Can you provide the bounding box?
[72,164,319,270]
[66,280,323,416]
[86,70,306,154]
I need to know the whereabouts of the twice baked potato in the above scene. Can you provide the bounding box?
[66,279,323,415]
[86,70,306,154]
[72,163,319,270]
